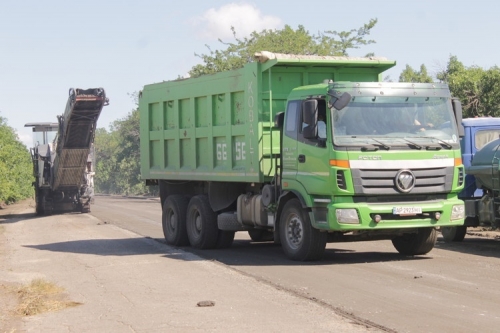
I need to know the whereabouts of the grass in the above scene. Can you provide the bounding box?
[15,279,81,316]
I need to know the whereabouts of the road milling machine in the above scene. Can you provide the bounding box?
[25,88,108,215]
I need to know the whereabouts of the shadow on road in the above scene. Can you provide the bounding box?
[23,237,179,257]
[24,236,430,266]
[0,212,37,224]
[187,240,429,266]
[436,235,500,260]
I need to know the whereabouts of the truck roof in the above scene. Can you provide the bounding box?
[254,51,395,73]
[25,122,58,132]
[462,117,500,127]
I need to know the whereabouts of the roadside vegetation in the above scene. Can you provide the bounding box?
[91,21,500,195]
[0,115,33,206]
[399,56,500,117]
[94,107,149,195]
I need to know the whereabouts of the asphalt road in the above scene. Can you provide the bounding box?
[91,195,500,333]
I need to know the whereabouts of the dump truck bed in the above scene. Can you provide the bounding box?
[139,52,395,183]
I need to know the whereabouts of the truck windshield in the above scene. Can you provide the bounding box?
[331,96,459,147]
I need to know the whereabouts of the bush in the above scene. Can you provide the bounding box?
[0,116,33,205]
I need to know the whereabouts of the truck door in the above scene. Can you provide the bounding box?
[281,100,300,181]
[296,99,330,195]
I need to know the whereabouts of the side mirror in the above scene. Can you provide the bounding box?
[328,91,352,110]
[302,100,317,125]
[303,125,317,139]
[274,112,285,129]
[452,97,465,137]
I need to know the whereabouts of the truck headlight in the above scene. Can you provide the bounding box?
[336,209,359,224]
[451,204,465,220]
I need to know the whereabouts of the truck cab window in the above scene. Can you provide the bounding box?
[317,100,327,140]
[285,100,300,140]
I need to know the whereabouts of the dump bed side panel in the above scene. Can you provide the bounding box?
[140,64,263,183]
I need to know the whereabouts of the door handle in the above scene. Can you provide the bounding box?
[298,154,306,163]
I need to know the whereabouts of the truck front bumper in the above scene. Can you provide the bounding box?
[312,197,465,231]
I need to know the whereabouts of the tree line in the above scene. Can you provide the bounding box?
[0,115,32,206]
[400,56,500,118]
[3,19,500,203]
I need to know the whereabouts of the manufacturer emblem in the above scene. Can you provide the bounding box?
[395,169,415,193]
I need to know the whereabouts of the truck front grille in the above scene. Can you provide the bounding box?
[351,167,453,195]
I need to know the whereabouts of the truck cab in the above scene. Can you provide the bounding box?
[460,118,500,197]
[442,117,500,242]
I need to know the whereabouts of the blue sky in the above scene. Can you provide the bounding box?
[1,0,498,148]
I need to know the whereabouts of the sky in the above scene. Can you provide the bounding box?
[1,0,499,148]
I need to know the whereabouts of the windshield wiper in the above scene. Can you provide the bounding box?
[401,138,422,150]
[349,136,390,151]
[419,136,453,149]
[370,138,390,150]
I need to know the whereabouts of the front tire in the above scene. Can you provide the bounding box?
[80,203,91,213]
[186,195,219,249]
[441,226,467,242]
[392,228,437,255]
[162,195,189,246]
[35,191,44,216]
[279,199,327,261]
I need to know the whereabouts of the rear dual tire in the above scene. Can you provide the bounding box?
[163,194,234,249]
[186,195,222,249]
[162,195,190,246]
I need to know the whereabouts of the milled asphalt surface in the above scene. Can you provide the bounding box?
[0,204,377,332]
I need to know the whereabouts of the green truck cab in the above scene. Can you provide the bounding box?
[139,51,465,261]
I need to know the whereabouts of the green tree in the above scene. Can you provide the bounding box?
[437,56,500,117]
[112,109,145,195]
[94,107,156,196]
[94,127,120,194]
[399,64,433,83]
[0,115,33,205]
[189,19,378,77]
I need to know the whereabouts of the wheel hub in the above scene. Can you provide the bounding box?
[195,215,202,233]
[286,215,303,249]
[169,212,177,230]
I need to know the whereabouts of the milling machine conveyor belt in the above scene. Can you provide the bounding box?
[52,88,108,191]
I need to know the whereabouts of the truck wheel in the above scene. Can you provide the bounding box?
[42,194,53,216]
[81,203,91,213]
[162,195,189,246]
[441,226,467,242]
[279,199,327,261]
[248,229,274,242]
[35,192,44,216]
[392,228,437,255]
[216,230,235,249]
[186,195,218,249]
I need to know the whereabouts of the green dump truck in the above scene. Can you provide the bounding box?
[139,51,465,261]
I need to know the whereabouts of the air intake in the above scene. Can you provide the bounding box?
[458,167,464,187]
[337,170,346,190]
